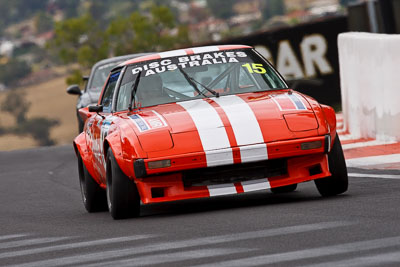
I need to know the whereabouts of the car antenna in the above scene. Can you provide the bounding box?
[128,71,142,112]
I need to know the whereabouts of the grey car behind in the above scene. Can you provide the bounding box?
[67,53,149,132]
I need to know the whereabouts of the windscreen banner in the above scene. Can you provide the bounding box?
[208,16,348,107]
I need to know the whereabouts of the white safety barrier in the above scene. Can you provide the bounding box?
[338,32,400,142]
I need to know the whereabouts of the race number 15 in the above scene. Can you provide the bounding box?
[242,63,266,74]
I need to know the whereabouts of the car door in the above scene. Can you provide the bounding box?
[90,71,121,184]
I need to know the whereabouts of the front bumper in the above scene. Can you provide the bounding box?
[133,135,331,204]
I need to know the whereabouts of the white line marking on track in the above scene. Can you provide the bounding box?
[8,222,351,267]
[348,173,400,179]
[304,251,400,267]
[0,237,69,250]
[338,134,356,141]
[0,235,152,259]
[82,248,253,267]
[346,154,400,168]
[192,235,400,267]
[342,139,397,150]
[0,234,28,241]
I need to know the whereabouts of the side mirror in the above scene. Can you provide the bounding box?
[88,105,103,113]
[67,84,82,95]
[82,76,89,81]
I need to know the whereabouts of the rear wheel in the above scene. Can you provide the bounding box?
[271,184,297,193]
[106,148,140,219]
[78,154,107,212]
[315,134,348,196]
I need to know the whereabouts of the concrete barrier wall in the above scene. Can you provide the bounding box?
[338,32,400,142]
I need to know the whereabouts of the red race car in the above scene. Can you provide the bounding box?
[74,45,348,219]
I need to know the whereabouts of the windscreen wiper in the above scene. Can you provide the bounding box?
[190,75,220,98]
[128,71,142,111]
[178,67,219,98]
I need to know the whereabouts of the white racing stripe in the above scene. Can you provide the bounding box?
[287,93,307,110]
[241,179,270,192]
[204,148,235,167]
[207,183,237,197]
[192,46,219,54]
[192,235,400,267]
[213,95,267,163]
[271,96,283,111]
[239,144,269,163]
[7,222,351,267]
[348,173,400,179]
[159,50,187,58]
[152,110,168,126]
[0,235,152,259]
[178,100,233,167]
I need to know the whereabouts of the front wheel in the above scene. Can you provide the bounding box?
[77,111,84,133]
[106,148,140,219]
[314,134,348,197]
[78,154,108,212]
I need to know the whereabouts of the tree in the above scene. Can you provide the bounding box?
[19,118,59,146]
[207,0,237,19]
[0,90,59,146]
[54,0,80,18]
[1,90,30,124]
[262,0,286,21]
[107,4,191,55]
[66,69,84,86]
[34,11,54,33]
[47,14,109,68]
[0,0,47,27]
[0,59,32,87]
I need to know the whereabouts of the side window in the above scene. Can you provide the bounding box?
[101,72,120,113]
[116,81,133,111]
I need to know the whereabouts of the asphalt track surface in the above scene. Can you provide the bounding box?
[1,145,400,267]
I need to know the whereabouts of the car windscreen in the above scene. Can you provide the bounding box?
[88,62,120,92]
[116,49,288,111]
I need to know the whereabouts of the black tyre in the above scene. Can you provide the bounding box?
[78,154,108,212]
[315,134,348,197]
[77,112,84,133]
[106,148,140,219]
[271,184,297,193]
